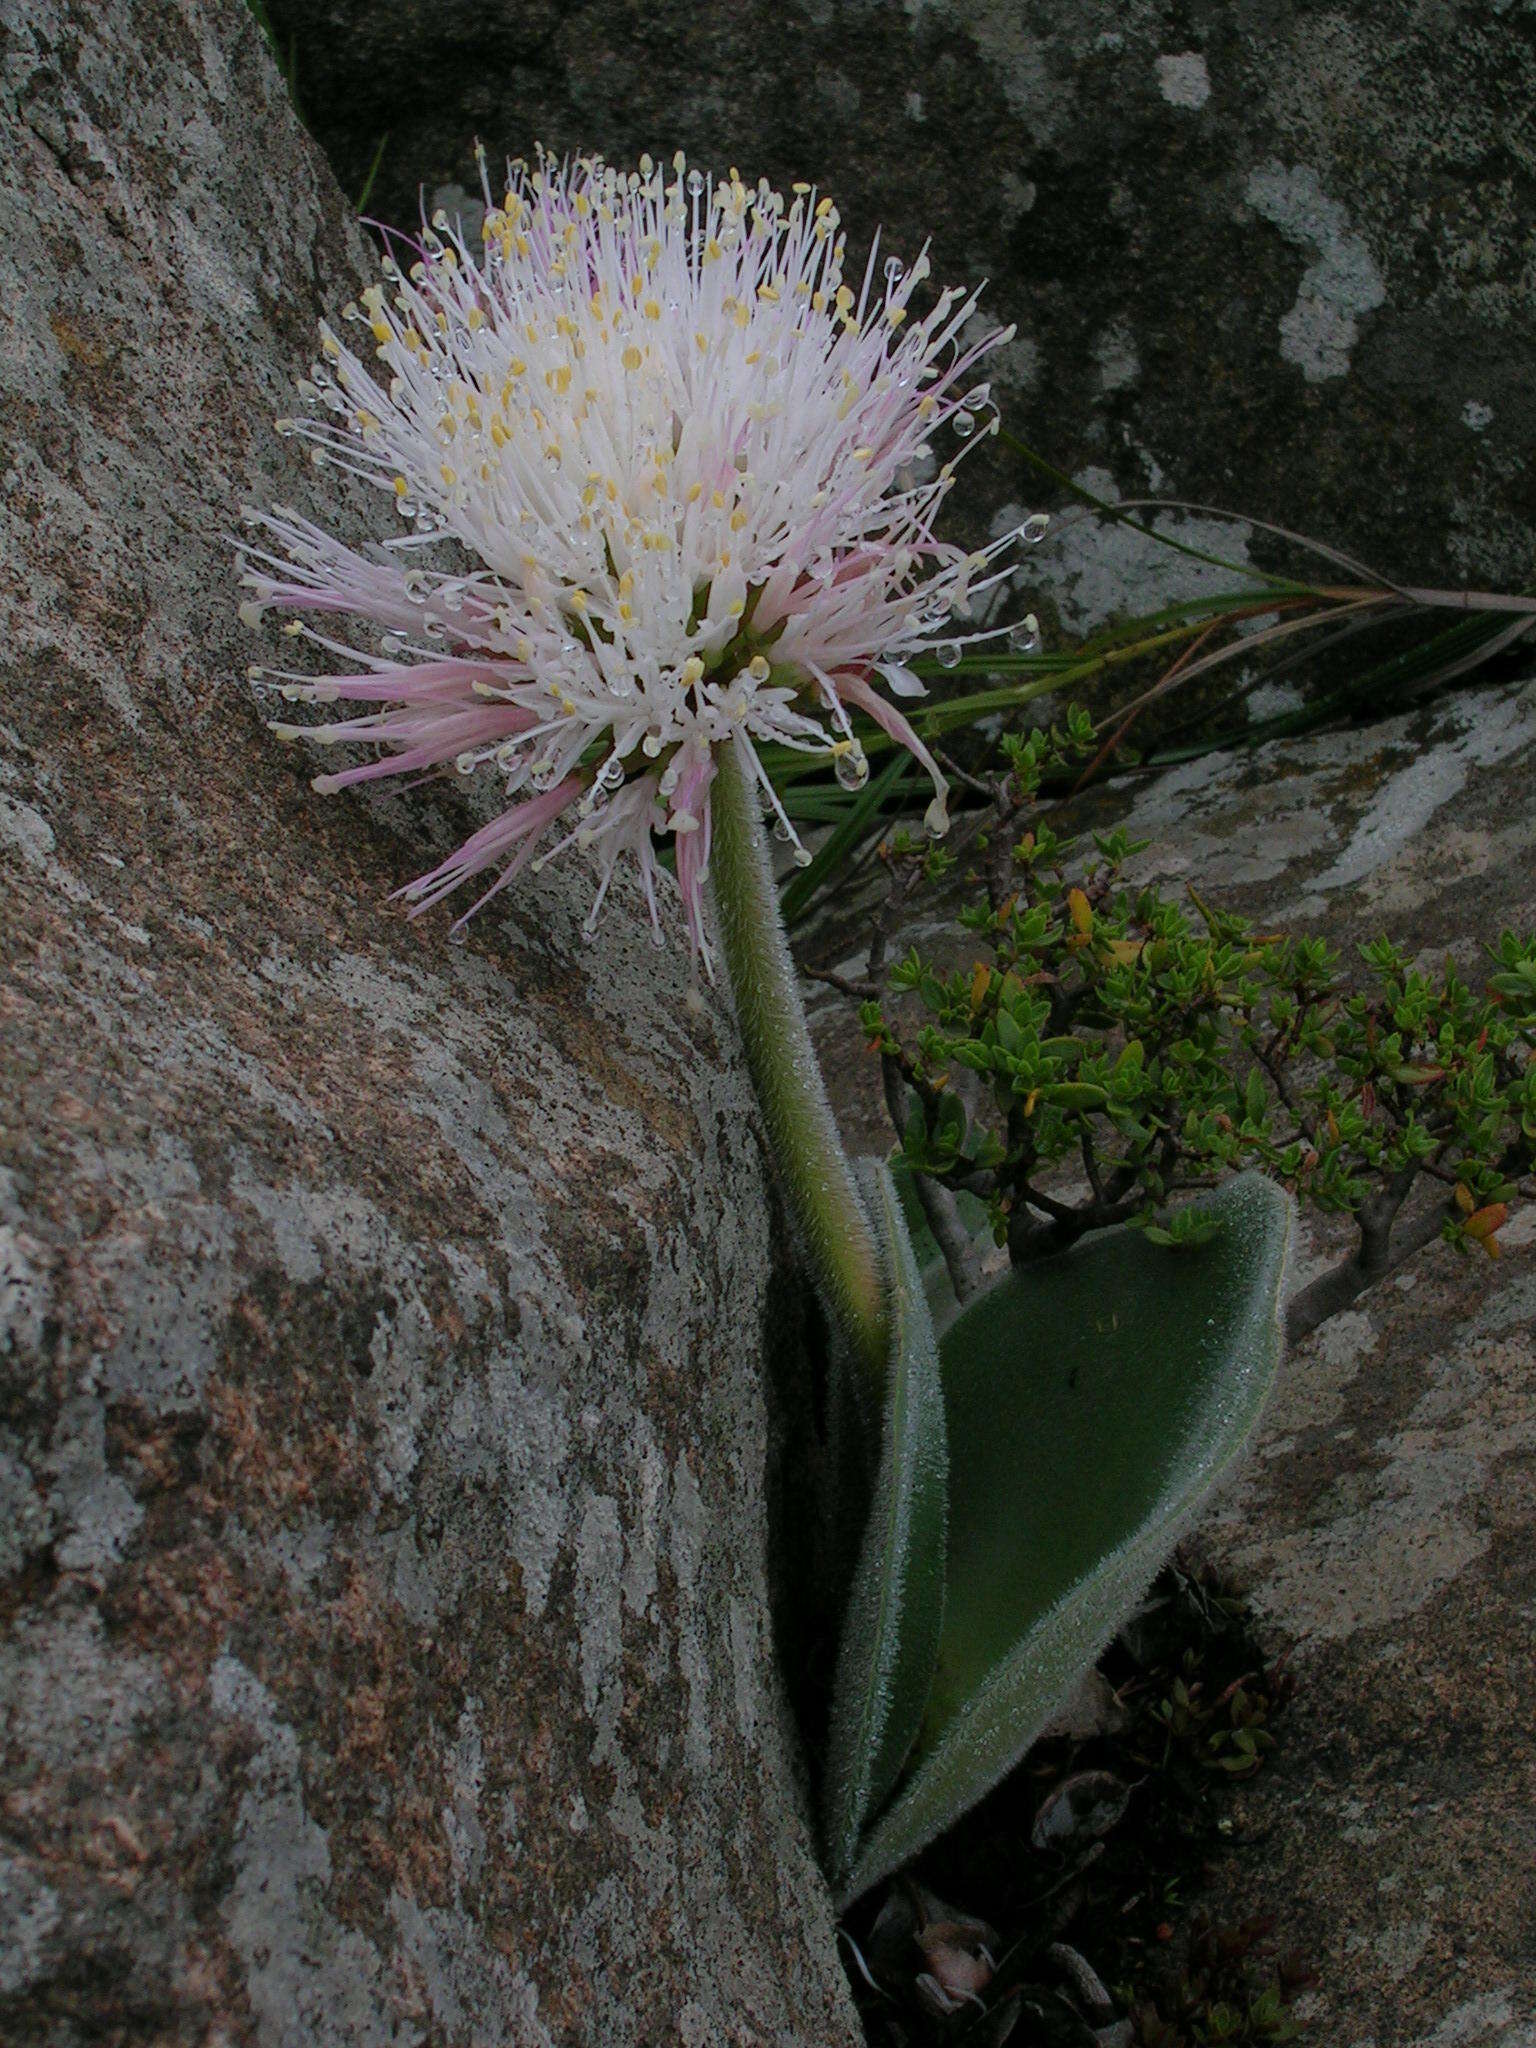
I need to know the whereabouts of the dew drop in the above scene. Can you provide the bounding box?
[935,641,962,670]
[446,923,469,946]
[1009,613,1042,654]
[380,630,406,656]
[687,169,705,196]
[834,742,870,791]
[792,846,814,868]
[455,751,478,775]
[1019,512,1051,545]
[884,255,905,284]
[951,409,976,441]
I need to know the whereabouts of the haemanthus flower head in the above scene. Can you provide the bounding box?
[238,148,1022,965]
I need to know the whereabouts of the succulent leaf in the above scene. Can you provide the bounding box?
[822,1162,950,1886]
[840,1171,1290,1904]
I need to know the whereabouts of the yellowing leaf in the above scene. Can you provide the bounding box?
[1455,1182,1475,1216]
[1464,1202,1508,1243]
[1067,887,1092,937]
[970,961,990,1011]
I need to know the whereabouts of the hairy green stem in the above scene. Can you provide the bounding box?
[710,737,891,1393]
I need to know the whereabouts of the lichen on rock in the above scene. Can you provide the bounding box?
[0,3,859,2039]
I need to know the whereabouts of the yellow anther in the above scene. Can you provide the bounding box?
[393,475,408,496]
[622,344,643,371]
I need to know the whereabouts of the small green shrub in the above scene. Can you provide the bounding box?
[854,710,1536,1337]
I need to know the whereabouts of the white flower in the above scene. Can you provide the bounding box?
[240,148,1020,961]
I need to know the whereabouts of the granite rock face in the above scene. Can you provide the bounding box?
[806,679,1536,2044]
[263,0,1536,613]
[0,4,858,2041]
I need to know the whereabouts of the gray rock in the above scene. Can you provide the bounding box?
[263,0,1536,614]
[805,678,1536,2041]
[0,2,858,2040]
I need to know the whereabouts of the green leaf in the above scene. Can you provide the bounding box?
[839,1172,1290,1903]
[822,1162,950,1887]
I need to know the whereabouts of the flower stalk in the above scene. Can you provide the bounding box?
[710,735,891,1394]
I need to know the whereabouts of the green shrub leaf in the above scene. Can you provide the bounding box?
[839,1172,1290,1903]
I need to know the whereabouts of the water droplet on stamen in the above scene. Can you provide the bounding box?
[1019,512,1051,545]
[380,630,406,656]
[935,641,962,670]
[687,169,705,197]
[951,410,976,441]
[1008,613,1042,654]
[833,742,870,791]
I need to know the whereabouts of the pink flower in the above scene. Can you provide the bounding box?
[240,149,1018,963]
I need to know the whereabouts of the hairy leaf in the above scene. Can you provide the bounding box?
[840,1172,1290,1903]
[823,1162,950,1886]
